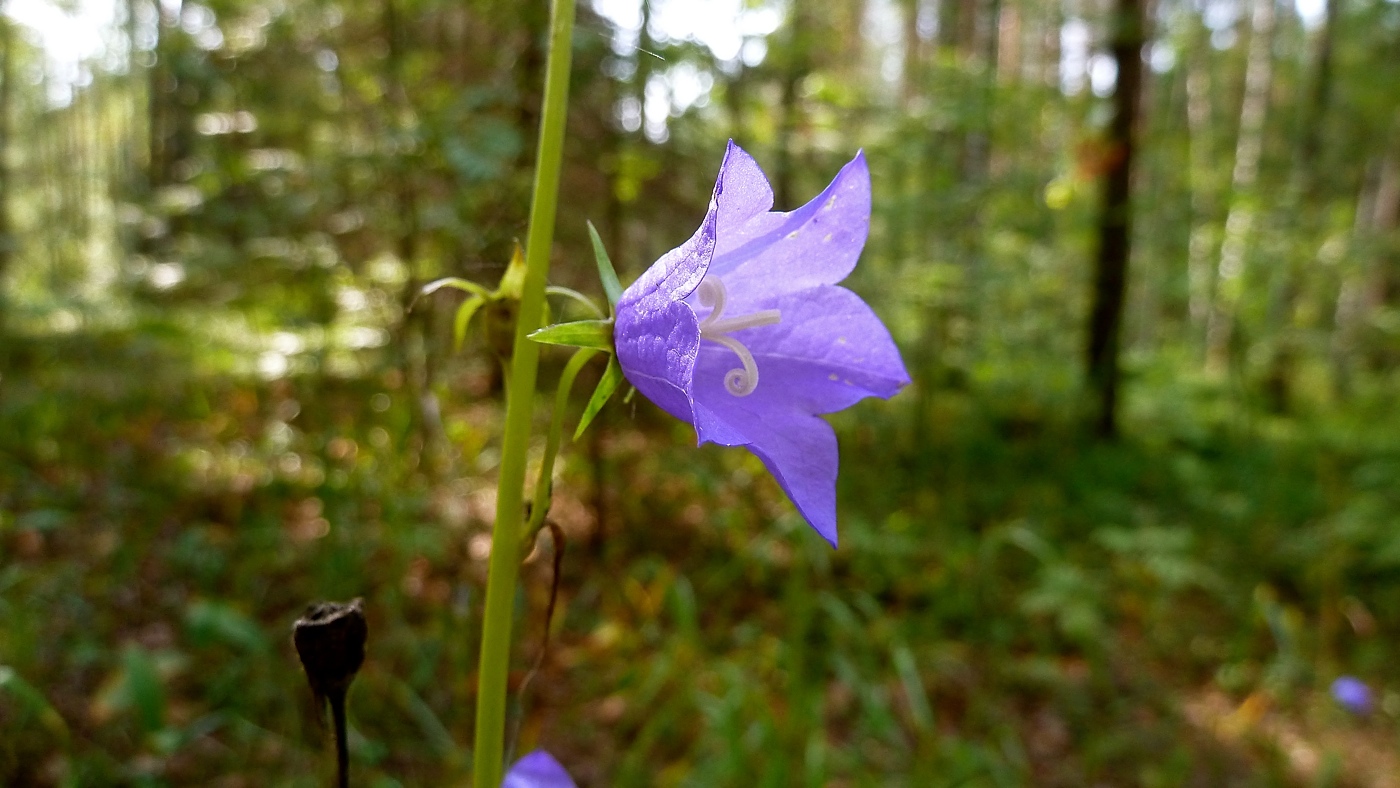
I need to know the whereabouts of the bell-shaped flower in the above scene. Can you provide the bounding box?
[1330,676,1373,715]
[503,749,577,788]
[614,141,909,546]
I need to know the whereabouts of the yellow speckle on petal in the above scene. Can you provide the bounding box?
[823,233,833,243]
[826,195,838,209]
[828,373,839,381]
[836,337,847,345]
[786,230,799,239]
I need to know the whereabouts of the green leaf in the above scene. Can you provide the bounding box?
[575,354,623,440]
[122,646,166,735]
[0,665,69,739]
[588,221,623,309]
[892,644,934,732]
[528,318,613,351]
[185,600,269,653]
[419,277,491,301]
[453,295,486,352]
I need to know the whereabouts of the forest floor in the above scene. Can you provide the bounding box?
[3,323,1400,787]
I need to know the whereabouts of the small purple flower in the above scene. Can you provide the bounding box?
[1330,676,1373,715]
[503,749,577,788]
[614,141,909,546]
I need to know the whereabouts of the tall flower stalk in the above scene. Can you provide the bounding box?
[474,0,577,784]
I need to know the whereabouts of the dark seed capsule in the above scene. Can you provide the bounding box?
[293,598,367,704]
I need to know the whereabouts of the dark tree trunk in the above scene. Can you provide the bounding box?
[1085,0,1145,438]
[381,0,442,475]
[961,0,999,184]
[774,4,811,209]
[1370,123,1400,319]
[0,4,14,308]
[516,0,548,155]
[1204,0,1276,372]
[1264,0,1343,411]
[1298,0,1340,196]
[901,0,922,106]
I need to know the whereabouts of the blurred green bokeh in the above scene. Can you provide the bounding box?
[1,0,1399,785]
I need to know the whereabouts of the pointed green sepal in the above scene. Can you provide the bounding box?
[574,354,623,440]
[528,318,614,351]
[546,285,605,318]
[587,221,623,310]
[419,277,491,301]
[497,241,527,299]
[453,295,486,352]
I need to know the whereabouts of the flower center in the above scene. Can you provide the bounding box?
[696,276,781,396]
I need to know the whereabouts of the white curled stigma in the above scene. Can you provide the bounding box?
[696,276,781,396]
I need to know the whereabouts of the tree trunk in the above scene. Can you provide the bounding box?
[1204,0,1276,374]
[961,0,999,184]
[1084,0,1145,439]
[1331,119,1400,375]
[381,0,443,475]
[1363,122,1400,324]
[0,3,14,311]
[1263,0,1342,411]
[1185,12,1217,331]
[774,5,810,209]
[1298,0,1340,197]
[635,0,654,143]
[902,0,922,107]
[148,4,179,190]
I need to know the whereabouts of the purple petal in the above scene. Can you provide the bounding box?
[707,151,871,306]
[616,143,768,419]
[615,143,907,547]
[614,298,700,425]
[690,368,841,545]
[502,750,578,788]
[721,285,910,414]
[714,140,775,237]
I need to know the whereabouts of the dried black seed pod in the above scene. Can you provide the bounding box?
[294,599,366,788]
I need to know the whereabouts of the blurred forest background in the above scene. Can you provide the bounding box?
[2,0,1400,784]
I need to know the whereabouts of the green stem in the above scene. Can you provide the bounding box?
[472,0,577,785]
[527,349,600,541]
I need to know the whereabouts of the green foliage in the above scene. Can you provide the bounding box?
[528,318,614,351]
[575,354,624,440]
[587,221,623,309]
[2,0,1400,784]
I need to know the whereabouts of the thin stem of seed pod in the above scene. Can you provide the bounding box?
[472,0,577,784]
[506,521,567,765]
[330,693,349,788]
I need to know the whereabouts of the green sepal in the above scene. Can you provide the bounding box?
[453,295,486,352]
[545,285,605,318]
[587,221,623,310]
[497,241,527,299]
[574,354,623,440]
[419,277,491,300]
[528,318,614,351]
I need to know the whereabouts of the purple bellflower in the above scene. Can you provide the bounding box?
[503,750,577,788]
[1330,676,1373,715]
[614,141,910,546]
